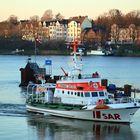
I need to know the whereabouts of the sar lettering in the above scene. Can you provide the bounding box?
[102,113,121,120]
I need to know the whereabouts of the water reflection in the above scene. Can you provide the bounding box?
[19,86,27,102]
[27,115,136,140]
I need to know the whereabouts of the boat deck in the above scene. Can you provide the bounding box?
[28,102,84,111]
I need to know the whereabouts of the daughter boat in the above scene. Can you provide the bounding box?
[26,41,140,123]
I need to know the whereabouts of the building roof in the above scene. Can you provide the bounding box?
[26,62,42,74]
[69,16,87,24]
[45,19,69,27]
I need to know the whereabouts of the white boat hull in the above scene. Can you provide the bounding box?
[87,50,105,56]
[26,105,139,123]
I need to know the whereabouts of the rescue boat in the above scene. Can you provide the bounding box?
[26,40,140,123]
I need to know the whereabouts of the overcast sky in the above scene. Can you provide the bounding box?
[0,0,140,21]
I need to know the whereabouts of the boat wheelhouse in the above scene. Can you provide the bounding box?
[54,75,108,105]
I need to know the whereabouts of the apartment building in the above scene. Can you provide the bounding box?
[19,20,40,41]
[42,16,92,42]
[19,16,92,42]
[44,19,68,40]
[111,24,140,44]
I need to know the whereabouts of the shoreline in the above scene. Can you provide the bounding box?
[1,52,140,57]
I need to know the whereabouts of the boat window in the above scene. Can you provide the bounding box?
[77,92,80,96]
[85,92,90,97]
[99,92,104,96]
[81,92,84,97]
[68,91,70,94]
[75,92,77,95]
[71,92,73,95]
[91,92,98,97]
[62,90,64,94]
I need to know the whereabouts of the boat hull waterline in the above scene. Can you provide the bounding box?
[26,105,139,123]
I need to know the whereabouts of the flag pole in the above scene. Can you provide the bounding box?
[34,36,37,63]
[34,34,42,63]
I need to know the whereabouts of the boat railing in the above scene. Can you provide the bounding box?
[26,83,56,99]
[81,74,93,79]
[109,97,139,104]
[60,74,99,81]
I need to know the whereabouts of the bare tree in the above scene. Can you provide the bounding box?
[55,13,64,20]
[108,9,122,17]
[7,15,18,24]
[129,24,136,43]
[108,9,123,26]
[41,9,53,21]
[30,15,40,22]
[125,10,140,26]
[111,24,119,44]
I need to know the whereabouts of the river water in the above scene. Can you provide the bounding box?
[0,55,140,140]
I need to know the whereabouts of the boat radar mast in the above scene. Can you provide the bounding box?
[66,39,83,76]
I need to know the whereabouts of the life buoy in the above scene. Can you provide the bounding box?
[93,82,98,88]
[89,82,98,89]
[36,87,45,92]
[95,99,109,109]
[96,99,104,105]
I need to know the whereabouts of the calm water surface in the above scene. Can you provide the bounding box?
[0,55,140,140]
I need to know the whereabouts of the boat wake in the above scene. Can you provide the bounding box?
[0,103,27,117]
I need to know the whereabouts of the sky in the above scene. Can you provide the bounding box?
[0,0,140,21]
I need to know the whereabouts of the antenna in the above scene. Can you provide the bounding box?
[65,22,83,76]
